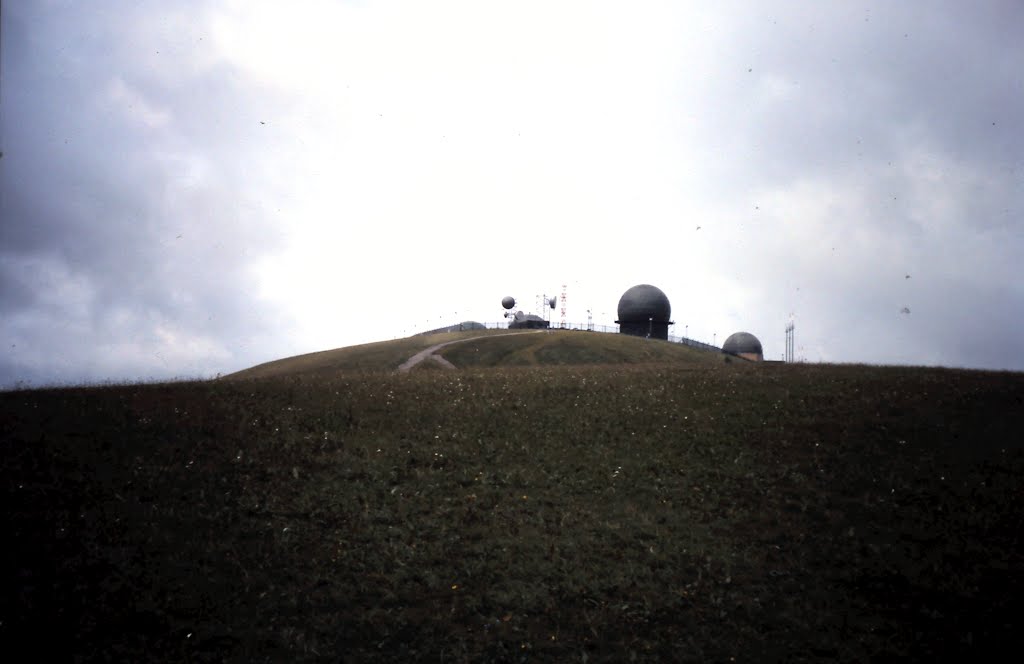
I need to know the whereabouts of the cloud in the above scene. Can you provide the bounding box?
[0,2,295,387]
[105,77,173,129]
[1,1,1023,387]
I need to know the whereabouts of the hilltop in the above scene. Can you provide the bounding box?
[228,328,735,380]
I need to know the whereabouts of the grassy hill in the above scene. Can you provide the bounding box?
[437,330,731,368]
[229,329,733,380]
[226,328,516,379]
[3,358,1023,661]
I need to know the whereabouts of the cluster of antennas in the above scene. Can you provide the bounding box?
[501,295,555,318]
[501,295,552,329]
[501,296,520,321]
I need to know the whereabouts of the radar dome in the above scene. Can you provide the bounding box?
[616,284,672,340]
[501,296,516,310]
[617,284,671,322]
[722,332,763,361]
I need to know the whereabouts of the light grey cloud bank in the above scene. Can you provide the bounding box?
[2,1,1022,388]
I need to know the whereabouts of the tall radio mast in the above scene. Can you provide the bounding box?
[560,284,567,329]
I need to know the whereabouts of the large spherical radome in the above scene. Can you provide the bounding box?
[722,332,763,356]
[501,296,516,310]
[617,284,671,323]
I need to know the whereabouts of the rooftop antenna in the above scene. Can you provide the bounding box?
[502,296,516,319]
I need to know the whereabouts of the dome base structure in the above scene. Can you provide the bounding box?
[616,320,672,340]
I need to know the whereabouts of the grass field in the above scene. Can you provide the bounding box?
[228,329,526,379]
[232,328,735,380]
[3,335,1023,661]
[437,330,730,368]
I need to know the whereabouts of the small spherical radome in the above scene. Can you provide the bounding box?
[722,332,763,355]
[617,284,671,322]
[501,296,516,310]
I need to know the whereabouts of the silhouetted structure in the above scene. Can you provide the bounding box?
[508,311,550,329]
[722,332,763,361]
[416,321,487,336]
[616,284,672,340]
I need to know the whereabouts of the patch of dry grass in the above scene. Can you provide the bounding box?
[226,329,524,379]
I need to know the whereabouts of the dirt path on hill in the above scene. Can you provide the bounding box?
[396,331,543,373]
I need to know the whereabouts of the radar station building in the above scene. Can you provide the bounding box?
[508,311,549,329]
[502,296,550,330]
[722,332,764,361]
[616,284,673,340]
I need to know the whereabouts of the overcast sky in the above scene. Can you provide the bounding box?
[2,1,1022,387]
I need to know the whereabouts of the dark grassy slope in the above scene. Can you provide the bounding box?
[2,364,1023,662]
[229,329,732,380]
[226,329,521,380]
[439,330,729,368]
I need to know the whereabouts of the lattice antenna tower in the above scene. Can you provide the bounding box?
[785,321,795,363]
[560,284,567,329]
[540,294,558,322]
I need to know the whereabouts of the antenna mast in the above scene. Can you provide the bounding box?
[560,283,567,329]
[785,321,795,363]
